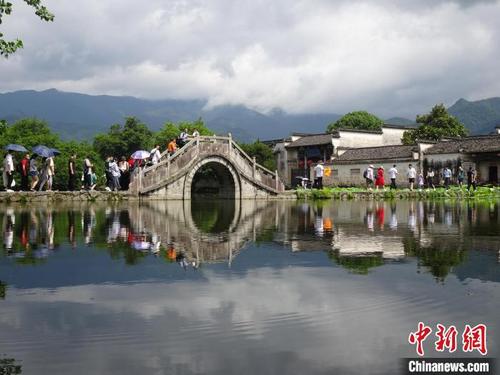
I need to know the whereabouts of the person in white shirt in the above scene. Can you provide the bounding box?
[407,164,417,190]
[179,129,189,147]
[443,166,452,189]
[109,158,121,191]
[314,162,325,189]
[150,145,161,165]
[365,164,374,189]
[388,164,398,189]
[192,129,200,137]
[2,151,15,191]
[38,157,55,191]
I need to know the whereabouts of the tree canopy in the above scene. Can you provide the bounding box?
[153,118,213,146]
[326,111,384,133]
[402,104,468,145]
[238,140,276,171]
[93,117,153,160]
[0,0,54,57]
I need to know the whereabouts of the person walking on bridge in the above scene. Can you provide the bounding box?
[150,145,161,165]
[167,139,177,156]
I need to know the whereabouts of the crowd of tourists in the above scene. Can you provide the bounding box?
[311,162,478,191]
[1,128,202,192]
[360,163,478,191]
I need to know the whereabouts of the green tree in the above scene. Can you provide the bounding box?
[93,117,153,160]
[153,118,213,146]
[1,0,54,57]
[326,111,384,132]
[402,104,468,145]
[238,140,276,171]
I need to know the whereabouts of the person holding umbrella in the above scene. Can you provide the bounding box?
[3,144,28,191]
[32,146,56,191]
[29,154,39,191]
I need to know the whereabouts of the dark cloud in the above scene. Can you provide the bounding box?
[1,0,499,118]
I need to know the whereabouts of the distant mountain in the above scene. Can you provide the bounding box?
[0,89,341,142]
[448,97,500,135]
[384,117,416,126]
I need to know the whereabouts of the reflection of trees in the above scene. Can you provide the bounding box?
[328,251,384,275]
[191,200,235,233]
[403,237,466,282]
[0,280,6,299]
[0,357,22,374]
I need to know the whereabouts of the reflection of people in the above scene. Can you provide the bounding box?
[176,250,189,270]
[365,203,374,232]
[68,211,76,249]
[166,243,176,261]
[2,208,15,251]
[389,204,397,230]
[408,202,416,231]
[82,208,96,245]
[375,202,384,230]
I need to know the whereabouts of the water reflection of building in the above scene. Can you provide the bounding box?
[1,200,499,280]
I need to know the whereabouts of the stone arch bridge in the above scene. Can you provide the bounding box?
[129,136,285,199]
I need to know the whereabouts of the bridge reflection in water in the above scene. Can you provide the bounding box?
[1,201,499,280]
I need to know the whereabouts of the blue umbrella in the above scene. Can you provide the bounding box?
[131,150,151,160]
[32,145,55,158]
[4,144,28,152]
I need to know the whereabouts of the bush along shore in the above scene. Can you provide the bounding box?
[296,186,500,200]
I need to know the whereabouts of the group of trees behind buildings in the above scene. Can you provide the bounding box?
[326,104,469,144]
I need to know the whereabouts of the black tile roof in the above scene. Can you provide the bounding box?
[335,145,417,162]
[424,135,500,154]
[286,133,336,148]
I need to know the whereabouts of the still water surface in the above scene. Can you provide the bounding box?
[1,200,499,374]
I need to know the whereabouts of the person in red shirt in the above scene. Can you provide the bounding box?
[20,153,30,191]
[375,166,385,190]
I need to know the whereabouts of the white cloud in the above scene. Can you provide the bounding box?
[1,0,500,117]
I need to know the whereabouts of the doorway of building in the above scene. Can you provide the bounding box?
[488,166,498,184]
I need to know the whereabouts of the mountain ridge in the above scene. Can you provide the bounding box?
[1,89,499,141]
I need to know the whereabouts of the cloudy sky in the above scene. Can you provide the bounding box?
[1,0,500,117]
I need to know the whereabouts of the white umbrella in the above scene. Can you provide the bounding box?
[131,150,151,160]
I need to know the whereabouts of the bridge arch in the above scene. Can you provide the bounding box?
[183,156,242,200]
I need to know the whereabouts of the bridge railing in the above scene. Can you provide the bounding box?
[130,135,285,194]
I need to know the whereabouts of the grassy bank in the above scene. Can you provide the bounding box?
[296,186,500,200]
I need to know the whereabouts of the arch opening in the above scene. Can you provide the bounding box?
[191,162,236,199]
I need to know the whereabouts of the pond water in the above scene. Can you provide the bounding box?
[0,199,499,374]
